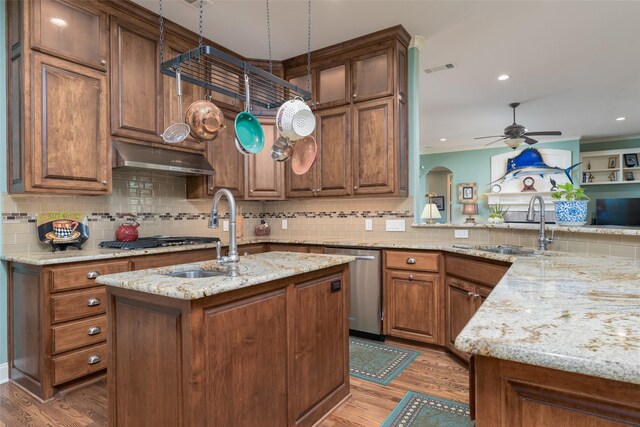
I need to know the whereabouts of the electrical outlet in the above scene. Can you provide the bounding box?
[385,219,405,232]
[222,220,229,232]
[454,229,469,238]
[365,219,373,231]
[281,219,288,230]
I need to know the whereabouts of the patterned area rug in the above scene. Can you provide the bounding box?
[381,391,473,427]
[349,338,419,385]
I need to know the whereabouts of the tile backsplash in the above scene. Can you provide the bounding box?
[2,172,640,259]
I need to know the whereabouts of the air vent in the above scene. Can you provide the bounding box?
[424,63,456,74]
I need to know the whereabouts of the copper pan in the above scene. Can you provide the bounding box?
[184,95,226,141]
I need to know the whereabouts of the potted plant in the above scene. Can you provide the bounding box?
[551,183,590,226]
[488,204,509,224]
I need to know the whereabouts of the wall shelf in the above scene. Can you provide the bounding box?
[581,148,640,186]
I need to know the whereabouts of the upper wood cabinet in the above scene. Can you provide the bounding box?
[110,15,163,144]
[316,60,351,109]
[245,118,285,200]
[30,53,111,193]
[352,45,394,103]
[30,0,109,71]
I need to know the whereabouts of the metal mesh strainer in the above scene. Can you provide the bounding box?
[162,70,191,144]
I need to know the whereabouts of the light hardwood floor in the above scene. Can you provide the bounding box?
[0,340,469,427]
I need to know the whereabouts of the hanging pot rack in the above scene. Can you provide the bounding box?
[160,46,311,110]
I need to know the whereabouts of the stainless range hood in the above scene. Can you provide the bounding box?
[112,141,214,176]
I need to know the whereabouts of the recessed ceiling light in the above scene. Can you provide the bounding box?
[616,117,626,121]
[440,138,447,142]
[497,74,510,81]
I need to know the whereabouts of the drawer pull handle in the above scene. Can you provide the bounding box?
[408,275,413,281]
[87,298,101,307]
[86,271,100,279]
[87,326,102,336]
[406,257,417,264]
[87,355,102,365]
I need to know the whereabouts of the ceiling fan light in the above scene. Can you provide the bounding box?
[505,138,525,149]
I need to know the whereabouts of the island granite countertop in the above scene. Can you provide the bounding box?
[455,251,640,385]
[95,251,355,300]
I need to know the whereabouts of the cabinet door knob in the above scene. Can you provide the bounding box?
[352,93,357,98]
[408,275,413,281]
[87,355,102,365]
[467,291,473,297]
[474,293,481,299]
[406,257,416,264]
[86,271,100,279]
[101,180,108,185]
[209,187,214,191]
[250,189,254,193]
[87,297,101,307]
[87,326,102,336]
[100,59,107,66]
[353,186,358,190]
[315,101,320,105]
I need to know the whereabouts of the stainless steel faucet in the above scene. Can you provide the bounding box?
[526,195,554,251]
[208,188,239,277]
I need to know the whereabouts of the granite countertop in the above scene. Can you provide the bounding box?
[412,222,640,236]
[96,251,355,300]
[455,252,640,385]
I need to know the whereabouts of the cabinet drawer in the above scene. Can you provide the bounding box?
[50,260,129,292]
[445,256,509,287]
[51,287,106,324]
[385,251,439,272]
[53,343,107,386]
[52,315,107,355]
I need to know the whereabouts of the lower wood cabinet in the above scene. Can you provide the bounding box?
[107,265,350,427]
[474,356,640,426]
[8,248,216,400]
[384,270,440,344]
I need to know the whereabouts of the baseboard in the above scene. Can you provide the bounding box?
[0,363,8,384]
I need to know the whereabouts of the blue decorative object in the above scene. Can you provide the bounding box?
[554,200,588,226]
[381,391,473,427]
[349,338,418,385]
[492,148,581,184]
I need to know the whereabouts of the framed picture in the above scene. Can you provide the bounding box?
[624,153,638,168]
[457,182,478,203]
[608,156,618,168]
[625,171,635,181]
[432,196,445,211]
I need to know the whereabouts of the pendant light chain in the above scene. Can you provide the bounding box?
[306,0,311,92]
[198,0,204,50]
[159,0,164,63]
[266,0,273,75]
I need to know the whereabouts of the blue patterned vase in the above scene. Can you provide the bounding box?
[554,200,588,226]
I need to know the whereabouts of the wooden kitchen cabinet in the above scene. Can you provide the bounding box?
[316,60,351,108]
[383,250,443,345]
[244,118,285,200]
[286,105,351,198]
[110,15,163,144]
[352,97,396,195]
[352,45,394,103]
[186,114,245,199]
[30,0,109,71]
[293,273,348,423]
[445,255,509,362]
[31,52,111,193]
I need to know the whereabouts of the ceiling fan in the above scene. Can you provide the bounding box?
[475,102,562,149]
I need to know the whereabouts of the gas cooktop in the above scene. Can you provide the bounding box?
[98,236,220,250]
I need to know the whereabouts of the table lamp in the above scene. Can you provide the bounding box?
[462,203,478,224]
[422,192,441,224]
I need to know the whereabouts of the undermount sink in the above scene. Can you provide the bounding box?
[164,269,226,279]
[474,245,535,256]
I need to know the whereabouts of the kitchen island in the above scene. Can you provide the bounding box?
[455,251,640,426]
[97,252,354,427]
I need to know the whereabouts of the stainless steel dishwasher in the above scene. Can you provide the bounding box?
[325,247,383,340]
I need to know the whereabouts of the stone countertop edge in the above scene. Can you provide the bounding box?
[454,252,640,385]
[411,222,640,236]
[96,252,355,300]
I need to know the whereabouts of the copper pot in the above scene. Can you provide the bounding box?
[184,97,225,141]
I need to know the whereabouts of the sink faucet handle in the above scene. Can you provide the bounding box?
[216,241,222,261]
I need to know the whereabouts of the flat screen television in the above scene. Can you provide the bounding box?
[595,198,640,226]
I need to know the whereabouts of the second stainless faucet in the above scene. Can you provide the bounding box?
[526,195,554,251]
[209,188,239,277]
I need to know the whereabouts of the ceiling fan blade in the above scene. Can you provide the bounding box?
[524,137,538,145]
[484,137,507,146]
[474,135,506,140]
[523,131,562,136]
